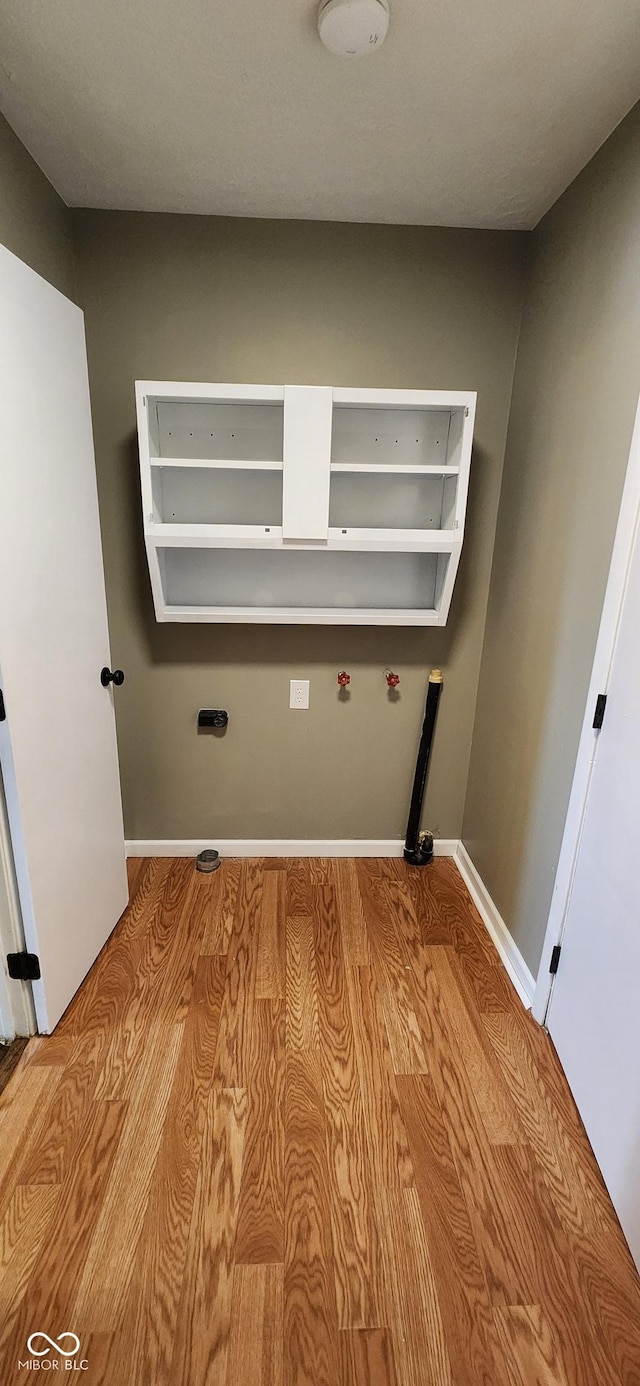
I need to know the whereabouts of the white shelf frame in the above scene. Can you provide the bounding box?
[136,381,475,625]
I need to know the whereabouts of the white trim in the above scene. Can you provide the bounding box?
[455,843,536,1008]
[125,837,459,859]
[532,390,640,1024]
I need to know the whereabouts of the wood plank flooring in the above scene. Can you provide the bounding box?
[1,856,639,1384]
[0,1039,28,1098]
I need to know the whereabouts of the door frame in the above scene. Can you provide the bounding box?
[532,389,640,1024]
[0,769,35,1040]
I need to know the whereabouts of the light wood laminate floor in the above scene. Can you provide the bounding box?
[0,857,639,1384]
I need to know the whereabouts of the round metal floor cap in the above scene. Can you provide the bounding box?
[196,849,220,873]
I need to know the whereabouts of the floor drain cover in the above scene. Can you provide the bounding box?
[196,849,221,873]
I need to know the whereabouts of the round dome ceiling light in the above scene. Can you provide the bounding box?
[317,0,390,57]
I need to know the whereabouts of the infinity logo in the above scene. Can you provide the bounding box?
[26,1333,81,1358]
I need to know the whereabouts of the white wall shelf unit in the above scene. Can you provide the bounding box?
[136,382,476,625]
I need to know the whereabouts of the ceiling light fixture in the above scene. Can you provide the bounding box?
[317,0,390,58]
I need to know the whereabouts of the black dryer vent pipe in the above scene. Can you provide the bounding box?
[404,668,443,866]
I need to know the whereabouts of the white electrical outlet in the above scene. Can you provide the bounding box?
[290,679,310,709]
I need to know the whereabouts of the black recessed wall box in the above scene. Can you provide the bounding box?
[197,709,229,729]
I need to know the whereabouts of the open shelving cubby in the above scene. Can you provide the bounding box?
[142,383,285,537]
[136,382,476,625]
[328,391,467,542]
[152,546,452,625]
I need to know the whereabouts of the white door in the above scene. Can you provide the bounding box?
[546,433,640,1268]
[0,244,127,1033]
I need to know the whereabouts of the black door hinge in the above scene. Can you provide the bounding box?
[593,693,607,730]
[0,690,5,722]
[549,944,562,975]
[7,952,41,981]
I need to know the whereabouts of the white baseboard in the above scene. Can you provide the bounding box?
[125,837,459,859]
[455,843,536,1009]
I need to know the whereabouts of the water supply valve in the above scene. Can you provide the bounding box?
[337,670,351,688]
[385,669,400,688]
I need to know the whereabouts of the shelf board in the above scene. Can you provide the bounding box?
[146,523,460,553]
[150,457,283,471]
[327,527,460,551]
[160,604,442,626]
[329,462,460,475]
[148,523,283,546]
[331,388,475,409]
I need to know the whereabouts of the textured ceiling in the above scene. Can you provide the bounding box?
[1,0,640,228]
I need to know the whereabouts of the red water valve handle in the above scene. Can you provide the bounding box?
[385,669,400,688]
[337,670,351,687]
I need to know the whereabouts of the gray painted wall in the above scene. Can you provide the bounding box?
[463,100,640,975]
[0,112,75,300]
[72,212,525,843]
